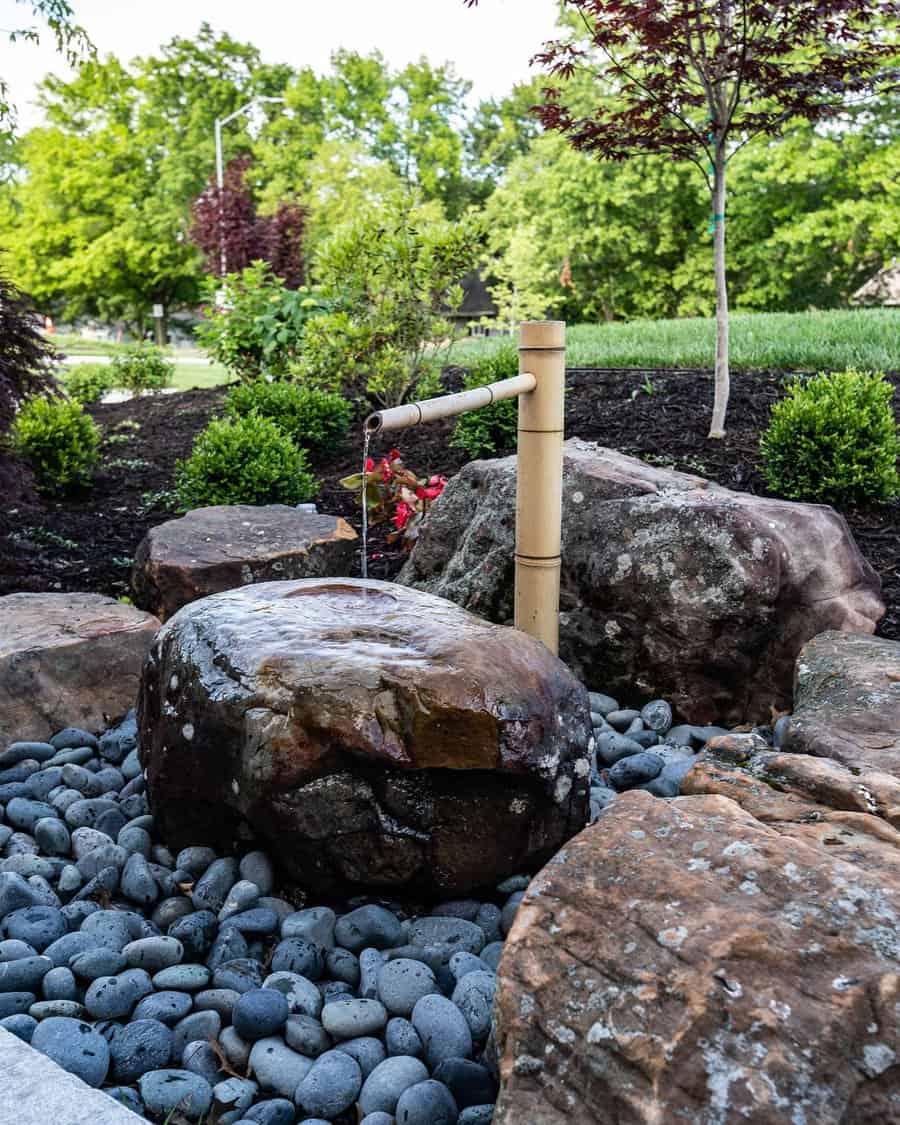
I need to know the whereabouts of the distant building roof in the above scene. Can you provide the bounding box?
[851,262,900,307]
[446,269,498,321]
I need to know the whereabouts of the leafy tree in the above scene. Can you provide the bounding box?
[0,273,59,438]
[467,0,898,436]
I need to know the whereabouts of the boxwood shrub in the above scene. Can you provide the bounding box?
[224,381,351,456]
[450,345,520,459]
[11,396,100,493]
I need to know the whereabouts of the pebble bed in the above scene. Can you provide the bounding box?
[0,695,787,1123]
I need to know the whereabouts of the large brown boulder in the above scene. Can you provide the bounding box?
[493,788,900,1125]
[0,592,159,745]
[783,631,900,776]
[399,440,884,725]
[132,504,357,621]
[139,578,592,897]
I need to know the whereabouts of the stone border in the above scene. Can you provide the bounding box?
[0,1027,145,1124]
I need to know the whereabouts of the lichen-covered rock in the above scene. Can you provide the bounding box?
[132,505,357,621]
[399,441,884,724]
[0,593,159,745]
[493,789,900,1125]
[139,579,591,897]
[783,631,900,776]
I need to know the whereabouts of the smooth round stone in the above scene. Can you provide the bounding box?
[249,1037,314,1098]
[596,732,645,767]
[80,909,133,951]
[474,903,502,944]
[70,948,126,980]
[377,958,439,1016]
[334,906,403,954]
[629,729,661,749]
[609,751,664,790]
[214,1076,259,1114]
[411,994,472,1067]
[110,1018,174,1083]
[105,1087,145,1116]
[208,926,249,970]
[213,958,264,994]
[3,906,66,952]
[0,992,35,1018]
[0,938,37,960]
[233,988,290,1041]
[284,1013,332,1058]
[1,742,56,766]
[121,749,142,780]
[58,864,82,894]
[61,763,103,797]
[153,963,211,991]
[295,1048,362,1117]
[28,768,66,801]
[434,1057,498,1110]
[0,955,52,992]
[42,966,78,1001]
[360,1115,396,1125]
[408,917,485,955]
[450,952,492,981]
[358,947,382,999]
[70,827,113,859]
[220,1025,252,1070]
[0,1013,37,1041]
[65,798,120,830]
[50,728,98,752]
[588,692,619,716]
[29,999,86,1019]
[120,853,159,906]
[219,879,260,922]
[169,909,218,959]
[243,1097,296,1125]
[133,989,194,1026]
[182,1039,223,1083]
[61,901,99,927]
[270,938,324,979]
[33,818,71,857]
[263,971,323,1018]
[334,1035,386,1080]
[605,708,642,732]
[123,935,184,972]
[84,966,152,1019]
[321,980,355,1003]
[386,1017,423,1058]
[153,895,194,931]
[322,997,388,1040]
[6,798,57,833]
[282,907,336,949]
[220,907,279,936]
[118,825,152,857]
[31,1016,110,1086]
[99,714,138,764]
[194,988,241,1021]
[257,897,294,925]
[395,1079,458,1125]
[459,1106,495,1125]
[325,948,360,987]
[452,971,496,1040]
[239,851,274,896]
[175,846,217,876]
[359,1055,430,1117]
[139,1069,213,1118]
[501,892,524,936]
[173,1010,222,1057]
[0,871,44,914]
[191,857,238,913]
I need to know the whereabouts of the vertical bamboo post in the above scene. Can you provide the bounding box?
[515,321,565,654]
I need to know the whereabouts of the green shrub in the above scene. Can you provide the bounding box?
[11,396,100,493]
[63,363,116,404]
[451,345,520,459]
[760,369,900,504]
[110,343,173,396]
[224,381,351,455]
[175,414,318,509]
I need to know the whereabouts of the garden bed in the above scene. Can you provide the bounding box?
[1,366,898,639]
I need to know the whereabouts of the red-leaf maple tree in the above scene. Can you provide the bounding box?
[467,0,898,436]
[190,156,306,289]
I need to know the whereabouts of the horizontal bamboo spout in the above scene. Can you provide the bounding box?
[365,373,537,434]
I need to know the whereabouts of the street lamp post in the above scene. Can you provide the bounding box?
[214,96,285,280]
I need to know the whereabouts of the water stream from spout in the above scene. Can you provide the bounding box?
[360,428,371,579]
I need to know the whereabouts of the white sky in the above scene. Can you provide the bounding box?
[0,0,560,131]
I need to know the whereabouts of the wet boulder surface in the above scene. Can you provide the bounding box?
[139,578,592,898]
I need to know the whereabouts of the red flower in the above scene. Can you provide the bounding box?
[393,501,412,530]
[365,457,375,472]
[380,458,394,482]
[414,486,426,500]
[389,448,402,461]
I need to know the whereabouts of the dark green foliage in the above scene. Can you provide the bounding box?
[761,369,900,504]
[175,413,318,510]
[0,274,59,438]
[11,396,100,493]
[63,362,116,404]
[110,344,173,396]
[224,380,351,455]
[451,345,520,459]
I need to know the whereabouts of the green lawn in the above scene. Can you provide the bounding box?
[453,309,900,372]
[54,333,207,359]
[169,362,231,390]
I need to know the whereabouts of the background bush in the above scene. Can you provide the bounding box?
[224,381,351,455]
[0,274,59,439]
[175,413,318,509]
[451,345,520,459]
[11,396,100,493]
[63,362,116,404]
[760,368,900,504]
[111,343,173,396]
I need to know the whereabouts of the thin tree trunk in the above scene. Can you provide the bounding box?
[708,151,729,438]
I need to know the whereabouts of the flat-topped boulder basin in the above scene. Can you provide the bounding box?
[131,504,357,622]
[0,592,159,745]
[139,578,592,897]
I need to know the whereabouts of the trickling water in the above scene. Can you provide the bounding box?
[361,428,371,579]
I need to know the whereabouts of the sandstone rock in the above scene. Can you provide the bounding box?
[139,579,591,897]
[399,441,883,724]
[0,593,159,746]
[493,789,900,1125]
[132,505,357,621]
[783,631,900,776]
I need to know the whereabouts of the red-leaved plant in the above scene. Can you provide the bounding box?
[341,449,447,549]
